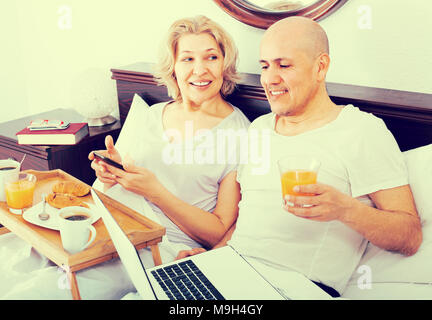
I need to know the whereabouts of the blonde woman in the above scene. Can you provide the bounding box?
[0,15,249,300]
[90,15,250,252]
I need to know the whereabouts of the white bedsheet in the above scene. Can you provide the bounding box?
[342,282,432,300]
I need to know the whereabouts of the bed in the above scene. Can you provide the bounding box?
[111,62,432,299]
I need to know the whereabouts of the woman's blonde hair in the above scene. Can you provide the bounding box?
[154,15,239,102]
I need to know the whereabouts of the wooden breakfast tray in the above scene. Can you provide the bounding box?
[0,169,166,299]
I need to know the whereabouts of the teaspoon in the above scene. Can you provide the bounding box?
[38,193,50,221]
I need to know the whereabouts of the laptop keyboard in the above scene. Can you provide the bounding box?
[151,260,225,300]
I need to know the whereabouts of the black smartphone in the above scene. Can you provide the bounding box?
[93,152,125,170]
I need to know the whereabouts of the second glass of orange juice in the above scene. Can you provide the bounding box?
[5,173,37,214]
[277,156,320,200]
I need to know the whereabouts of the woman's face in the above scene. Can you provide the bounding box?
[174,33,225,105]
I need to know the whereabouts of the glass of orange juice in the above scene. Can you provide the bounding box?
[5,173,37,214]
[277,156,320,205]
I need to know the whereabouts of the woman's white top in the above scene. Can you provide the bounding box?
[96,101,250,249]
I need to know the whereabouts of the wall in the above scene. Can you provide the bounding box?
[1,0,431,124]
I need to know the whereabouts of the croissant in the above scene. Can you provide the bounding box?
[46,193,90,209]
[52,181,90,197]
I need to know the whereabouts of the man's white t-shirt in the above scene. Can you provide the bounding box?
[228,104,408,294]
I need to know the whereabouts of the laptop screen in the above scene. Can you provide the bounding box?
[91,189,157,300]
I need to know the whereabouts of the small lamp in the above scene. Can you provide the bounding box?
[70,68,118,126]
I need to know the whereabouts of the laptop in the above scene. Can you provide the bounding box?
[91,189,286,300]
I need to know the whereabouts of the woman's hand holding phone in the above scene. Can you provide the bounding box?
[89,135,123,189]
[89,135,164,201]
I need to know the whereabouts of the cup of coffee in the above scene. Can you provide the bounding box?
[58,206,97,254]
[0,159,20,202]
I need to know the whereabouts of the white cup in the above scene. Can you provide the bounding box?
[58,206,97,254]
[0,159,21,202]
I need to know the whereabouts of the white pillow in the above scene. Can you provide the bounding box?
[130,93,149,111]
[114,93,150,154]
[91,93,149,189]
[404,144,432,228]
[347,144,432,288]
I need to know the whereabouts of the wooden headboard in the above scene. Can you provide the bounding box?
[111,62,432,152]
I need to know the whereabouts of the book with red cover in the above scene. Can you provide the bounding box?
[16,123,89,145]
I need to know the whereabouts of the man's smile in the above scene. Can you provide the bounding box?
[268,88,289,98]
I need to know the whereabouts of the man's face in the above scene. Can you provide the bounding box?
[259,34,318,117]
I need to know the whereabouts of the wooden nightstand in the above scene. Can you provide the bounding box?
[0,108,121,186]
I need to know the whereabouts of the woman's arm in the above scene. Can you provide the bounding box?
[175,223,237,260]
[213,222,236,249]
[106,162,241,248]
[151,171,240,248]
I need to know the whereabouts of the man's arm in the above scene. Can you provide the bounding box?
[286,184,422,256]
[343,185,422,256]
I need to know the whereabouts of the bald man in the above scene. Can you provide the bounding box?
[178,17,422,298]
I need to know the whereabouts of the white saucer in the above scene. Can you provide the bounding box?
[22,201,100,231]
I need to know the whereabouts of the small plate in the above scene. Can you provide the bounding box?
[22,201,100,231]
